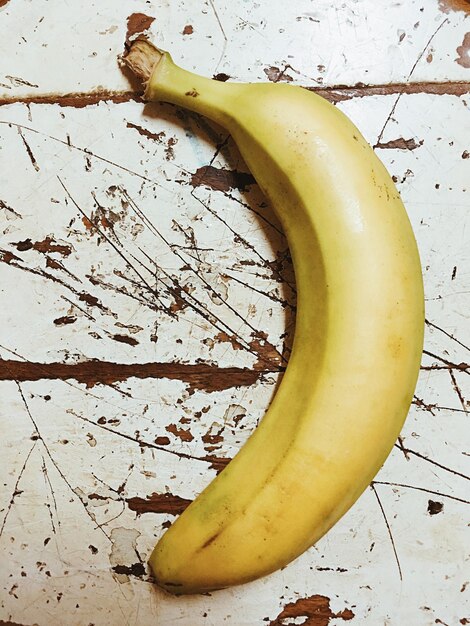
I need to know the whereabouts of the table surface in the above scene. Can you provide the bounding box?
[1,1,469,625]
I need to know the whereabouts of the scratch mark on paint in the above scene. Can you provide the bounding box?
[375,19,449,146]
[370,483,403,580]
[16,382,112,541]
[18,127,39,171]
[0,442,36,537]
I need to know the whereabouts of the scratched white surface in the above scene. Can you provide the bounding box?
[1,1,469,625]
[1,0,470,97]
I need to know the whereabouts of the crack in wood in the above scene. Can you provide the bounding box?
[1,82,467,109]
[126,120,165,141]
[0,358,273,391]
[396,435,411,460]
[448,369,468,413]
[413,395,437,416]
[423,349,469,373]
[0,91,141,108]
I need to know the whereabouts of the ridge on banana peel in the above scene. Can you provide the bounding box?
[124,39,424,595]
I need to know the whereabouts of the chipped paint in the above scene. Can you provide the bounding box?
[0,2,469,626]
[269,595,354,626]
[1,83,469,110]
[125,13,156,49]
[438,0,470,14]
[264,66,294,83]
[456,32,470,68]
[109,527,144,582]
[0,358,267,391]
[1,0,470,100]
[427,500,445,515]
[0,91,140,107]
[127,492,192,515]
[191,165,255,192]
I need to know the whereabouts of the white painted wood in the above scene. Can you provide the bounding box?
[0,0,469,100]
[0,2,469,625]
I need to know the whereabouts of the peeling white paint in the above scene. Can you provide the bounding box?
[0,2,469,626]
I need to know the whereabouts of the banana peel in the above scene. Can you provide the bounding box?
[124,39,424,594]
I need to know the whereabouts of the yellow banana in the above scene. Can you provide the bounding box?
[125,40,424,594]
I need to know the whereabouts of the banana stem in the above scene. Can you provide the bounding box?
[123,39,163,84]
[124,39,236,126]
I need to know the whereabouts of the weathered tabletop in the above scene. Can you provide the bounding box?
[0,1,469,625]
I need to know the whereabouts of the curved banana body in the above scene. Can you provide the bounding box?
[139,47,424,593]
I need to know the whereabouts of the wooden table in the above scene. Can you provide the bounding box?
[1,1,469,624]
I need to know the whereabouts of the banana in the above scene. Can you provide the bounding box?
[124,40,424,594]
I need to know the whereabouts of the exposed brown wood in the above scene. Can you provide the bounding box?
[191,165,256,192]
[375,138,423,151]
[1,82,468,109]
[0,358,277,391]
[456,32,470,69]
[125,14,156,49]
[312,80,470,102]
[126,121,165,141]
[438,0,470,14]
[127,492,192,515]
[0,91,141,108]
[12,236,72,256]
[269,594,354,626]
